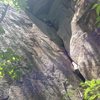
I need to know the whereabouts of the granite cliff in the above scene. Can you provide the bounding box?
[0,0,99,100]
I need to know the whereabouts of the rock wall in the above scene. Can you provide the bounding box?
[27,0,75,51]
[70,0,100,79]
[0,3,81,100]
[0,0,100,99]
[27,0,100,79]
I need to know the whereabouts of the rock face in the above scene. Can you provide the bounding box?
[27,0,100,79]
[0,3,81,100]
[0,0,100,100]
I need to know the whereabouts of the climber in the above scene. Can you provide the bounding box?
[62,48,86,82]
[72,62,85,82]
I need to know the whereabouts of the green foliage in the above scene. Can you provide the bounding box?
[0,0,28,10]
[92,1,100,27]
[0,48,23,80]
[80,79,100,100]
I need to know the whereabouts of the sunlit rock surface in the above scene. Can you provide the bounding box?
[70,0,100,79]
[0,3,81,100]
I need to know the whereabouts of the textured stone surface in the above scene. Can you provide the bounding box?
[27,0,75,52]
[70,0,100,79]
[27,0,100,80]
[0,3,81,100]
[0,0,99,99]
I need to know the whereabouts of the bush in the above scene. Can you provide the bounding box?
[80,79,100,100]
[0,48,23,80]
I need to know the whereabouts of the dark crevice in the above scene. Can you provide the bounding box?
[60,44,86,82]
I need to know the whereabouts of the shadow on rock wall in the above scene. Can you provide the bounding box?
[27,0,75,52]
